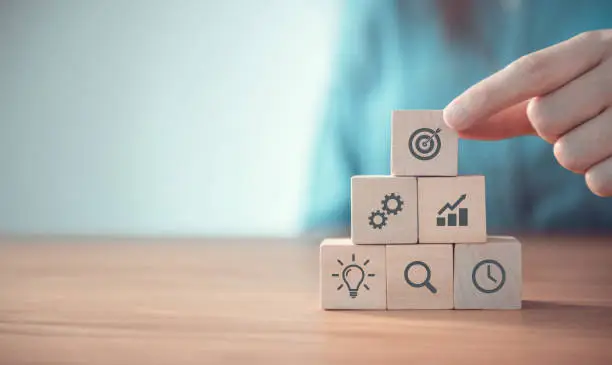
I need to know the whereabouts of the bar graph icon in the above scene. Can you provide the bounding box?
[437,194,468,227]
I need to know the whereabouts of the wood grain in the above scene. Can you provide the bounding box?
[0,236,611,364]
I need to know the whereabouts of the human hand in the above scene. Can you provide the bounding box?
[443,30,612,197]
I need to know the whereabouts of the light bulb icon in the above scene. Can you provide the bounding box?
[332,253,376,299]
[342,264,365,298]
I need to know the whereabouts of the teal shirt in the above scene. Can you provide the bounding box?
[305,0,612,233]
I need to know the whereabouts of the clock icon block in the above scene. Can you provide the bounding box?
[454,236,522,309]
[472,259,506,294]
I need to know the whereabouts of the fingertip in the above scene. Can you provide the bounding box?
[585,158,612,197]
[525,96,540,125]
[452,100,535,141]
[443,99,475,132]
[526,96,557,143]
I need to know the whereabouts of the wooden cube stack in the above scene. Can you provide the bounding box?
[320,110,522,310]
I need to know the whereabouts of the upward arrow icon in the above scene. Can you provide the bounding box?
[437,194,467,215]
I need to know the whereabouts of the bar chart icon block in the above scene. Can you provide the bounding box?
[391,110,458,177]
[435,193,469,227]
[417,176,486,243]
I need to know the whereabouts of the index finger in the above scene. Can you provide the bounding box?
[444,31,607,131]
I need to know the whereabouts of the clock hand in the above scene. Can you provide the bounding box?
[487,264,498,283]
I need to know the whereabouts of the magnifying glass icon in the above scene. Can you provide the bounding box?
[404,261,437,294]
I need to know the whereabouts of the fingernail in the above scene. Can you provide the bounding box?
[443,102,471,131]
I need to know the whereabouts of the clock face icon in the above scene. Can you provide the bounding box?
[472,259,506,294]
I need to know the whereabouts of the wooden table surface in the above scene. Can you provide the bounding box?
[0,236,611,365]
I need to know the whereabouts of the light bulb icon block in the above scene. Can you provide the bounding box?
[320,238,386,310]
[342,265,364,298]
[337,258,373,298]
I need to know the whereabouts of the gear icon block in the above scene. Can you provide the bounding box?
[367,192,404,230]
[368,210,388,229]
[351,176,417,243]
[382,193,404,215]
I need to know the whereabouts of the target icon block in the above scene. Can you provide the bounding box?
[351,176,418,245]
[391,110,458,176]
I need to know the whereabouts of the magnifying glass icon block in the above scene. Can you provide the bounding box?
[404,261,437,294]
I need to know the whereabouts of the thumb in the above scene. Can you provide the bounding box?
[444,100,537,141]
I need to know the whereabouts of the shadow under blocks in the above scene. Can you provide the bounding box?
[320,110,522,310]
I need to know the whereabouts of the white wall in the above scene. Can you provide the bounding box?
[0,0,340,236]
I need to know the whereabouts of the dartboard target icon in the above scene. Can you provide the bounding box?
[408,127,442,161]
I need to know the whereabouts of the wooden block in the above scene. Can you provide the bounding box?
[454,236,522,309]
[320,238,386,310]
[386,244,453,309]
[391,110,458,177]
[351,176,418,244]
[417,176,486,243]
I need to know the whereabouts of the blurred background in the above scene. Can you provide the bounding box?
[0,0,340,237]
[3,1,611,238]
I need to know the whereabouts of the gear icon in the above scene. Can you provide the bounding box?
[368,210,388,230]
[381,193,404,215]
